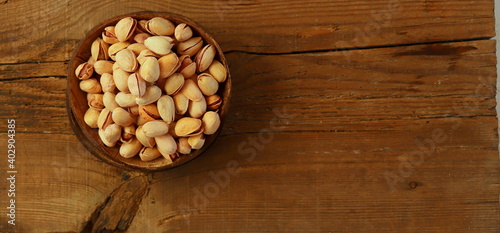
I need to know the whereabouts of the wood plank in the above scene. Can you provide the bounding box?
[0,0,494,63]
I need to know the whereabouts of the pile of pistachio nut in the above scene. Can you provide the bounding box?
[75,16,226,163]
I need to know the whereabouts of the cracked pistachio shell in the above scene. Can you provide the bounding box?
[197,73,219,96]
[113,68,131,93]
[177,137,191,155]
[121,124,136,142]
[84,108,101,129]
[128,73,147,97]
[178,55,196,79]
[128,105,139,116]
[136,125,156,148]
[93,60,114,75]
[180,79,203,102]
[158,53,179,78]
[173,93,189,115]
[175,117,203,137]
[206,94,222,110]
[195,44,216,73]
[99,129,117,147]
[139,147,162,161]
[119,137,142,158]
[115,49,138,72]
[115,92,137,108]
[155,134,177,157]
[146,17,175,36]
[142,120,169,137]
[202,111,221,135]
[134,32,151,44]
[80,78,102,94]
[88,93,104,110]
[174,23,193,42]
[135,85,162,105]
[137,49,160,65]
[108,42,131,61]
[102,26,119,44]
[177,37,203,57]
[100,73,116,93]
[75,62,94,80]
[139,57,160,83]
[188,97,207,119]
[97,108,114,130]
[157,95,175,124]
[103,92,119,111]
[87,56,96,66]
[188,134,205,150]
[127,43,148,56]
[115,17,137,42]
[112,107,135,127]
[91,37,109,61]
[144,36,174,56]
[208,60,227,83]
[102,123,122,144]
[164,73,185,95]
[138,104,161,121]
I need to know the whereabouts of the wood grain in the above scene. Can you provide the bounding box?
[0,0,494,63]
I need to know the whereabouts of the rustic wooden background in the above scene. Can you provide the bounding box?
[0,0,499,232]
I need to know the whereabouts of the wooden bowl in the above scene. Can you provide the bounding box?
[67,12,231,171]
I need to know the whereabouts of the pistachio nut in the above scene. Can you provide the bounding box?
[136,125,156,148]
[202,111,221,135]
[197,73,219,96]
[168,121,179,138]
[102,123,122,144]
[93,60,114,75]
[188,98,207,119]
[173,93,189,115]
[136,115,149,126]
[137,49,160,65]
[174,23,193,42]
[80,78,102,94]
[108,41,131,61]
[112,107,135,127]
[135,85,162,105]
[100,73,116,93]
[175,117,203,137]
[102,26,119,44]
[145,17,175,36]
[164,73,185,95]
[103,92,119,111]
[180,79,204,102]
[128,105,139,116]
[195,44,216,73]
[177,137,191,154]
[177,37,203,57]
[206,94,222,110]
[113,68,131,93]
[208,60,227,83]
[138,104,161,121]
[84,108,101,129]
[127,43,148,56]
[165,152,181,164]
[97,108,113,130]
[158,53,179,78]
[139,57,160,83]
[178,55,196,78]
[144,36,173,56]
[121,124,136,142]
[155,134,177,157]
[87,56,96,66]
[139,147,162,161]
[88,93,104,110]
[157,95,175,124]
[115,49,138,72]
[115,17,137,42]
[137,20,148,32]
[99,129,117,147]
[128,73,147,97]
[119,137,142,158]
[75,62,94,80]
[115,92,138,108]
[142,120,169,137]
[188,134,205,149]
[91,37,109,61]
[134,32,151,44]
[112,62,120,71]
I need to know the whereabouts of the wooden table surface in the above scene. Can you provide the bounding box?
[1,0,499,232]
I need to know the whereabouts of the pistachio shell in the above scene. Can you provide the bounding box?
[188,97,207,119]
[136,125,156,148]
[88,93,104,110]
[100,73,116,93]
[173,93,189,115]
[144,36,173,56]
[103,92,120,111]
[197,73,219,96]
[164,73,185,95]
[137,49,161,65]
[158,53,179,78]
[202,111,221,135]
[177,37,203,57]
[206,94,222,110]
[128,105,139,116]
[146,17,175,36]
[180,79,204,102]
[99,129,117,147]
[75,62,94,80]
[142,120,169,137]
[195,44,216,73]
[112,107,135,127]
[97,108,114,129]
[208,60,227,83]
[178,55,196,78]
[102,26,119,44]
[115,17,137,42]
[115,49,138,72]
[115,92,138,108]
[113,68,131,93]
[121,124,136,142]
[103,123,122,144]
[80,78,102,93]
[127,43,148,56]
[139,57,160,83]
[119,138,142,158]
[128,73,147,97]
[93,60,113,75]
[134,32,151,44]
[138,104,161,121]
[91,37,109,61]
[108,42,131,61]
[175,117,203,137]
[84,108,101,129]
[157,95,175,124]
[177,137,192,154]
[135,85,162,105]
[155,134,177,157]
[174,23,193,42]
[139,147,162,161]
[188,134,205,149]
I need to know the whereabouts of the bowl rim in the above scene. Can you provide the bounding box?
[66,11,231,171]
